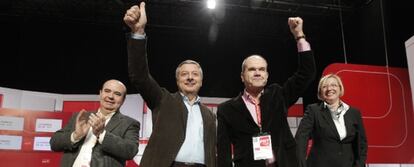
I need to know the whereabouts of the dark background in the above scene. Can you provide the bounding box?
[0,0,413,105]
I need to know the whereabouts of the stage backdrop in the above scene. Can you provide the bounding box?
[1,62,414,166]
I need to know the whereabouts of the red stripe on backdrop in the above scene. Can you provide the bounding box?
[126,160,139,167]
[62,101,100,112]
[143,103,148,114]
[288,104,304,117]
[0,94,3,107]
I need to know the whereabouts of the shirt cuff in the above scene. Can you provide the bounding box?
[97,130,106,144]
[131,33,146,40]
[71,132,81,143]
[297,38,311,52]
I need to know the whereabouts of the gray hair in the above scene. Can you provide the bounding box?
[175,60,203,79]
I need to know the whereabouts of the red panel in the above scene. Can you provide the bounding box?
[288,104,304,117]
[323,63,414,163]
[204,103,219,114]
[62,101,100,113]
[0,94,3,108]
[0,108,74,167]
[143,103,148,114]
[0,152,62,166]
[126,160,139,167]
[204,103,218,108]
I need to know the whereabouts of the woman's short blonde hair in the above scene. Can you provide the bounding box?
[317,74,345,100]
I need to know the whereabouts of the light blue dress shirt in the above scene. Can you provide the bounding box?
[174,95,205,164]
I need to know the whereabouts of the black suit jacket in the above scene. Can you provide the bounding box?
[295,103,368,167]
[127,38,216,167]
[50,111,140,167]
[217,51,316,167]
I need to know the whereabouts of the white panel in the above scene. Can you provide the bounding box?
[0,135,22,150]
[296,97,303,104]
[142,109,153,138]
[0,87,23,109]
[290,127,297,136]
[120,94,143,123]
[401,164,414,167]
[287,117,297,128]
[33,136,52,151]
[405,35,414,115]
[133,154,143,166]
[201,97,229,104]
[35,118,62,132]
[133,140,148,165]
[120,94,144,137]
[0,116,24,131]
[297,117,303,126]
[20,91,58,111]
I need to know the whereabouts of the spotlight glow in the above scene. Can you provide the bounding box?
[207,0,216,9]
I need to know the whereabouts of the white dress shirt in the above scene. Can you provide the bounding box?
[71,110,115,167]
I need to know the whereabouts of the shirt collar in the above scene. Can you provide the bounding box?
[97,108,116,120]
[180,93,201,105]
[324,100,349,110]
[242,89,263,104]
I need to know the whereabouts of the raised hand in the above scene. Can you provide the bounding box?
[123,2,147,35]
[73,109,91,141]
[288,17,305,39]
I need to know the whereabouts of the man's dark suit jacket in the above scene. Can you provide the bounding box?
[50,111,140,167]
[295,103,368,167]
[217,51,316,167]
[127,38,216,167]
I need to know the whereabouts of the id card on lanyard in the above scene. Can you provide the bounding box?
[252,132,273,160]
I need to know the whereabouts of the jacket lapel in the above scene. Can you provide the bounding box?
[230,94,260,130]
[105,111,122,132]
[319,103,341,140]
[200,104,212,147]
[173,92,188,131]
[343,109,353,139]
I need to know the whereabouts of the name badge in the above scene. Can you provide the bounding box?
[252,134,273,160]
